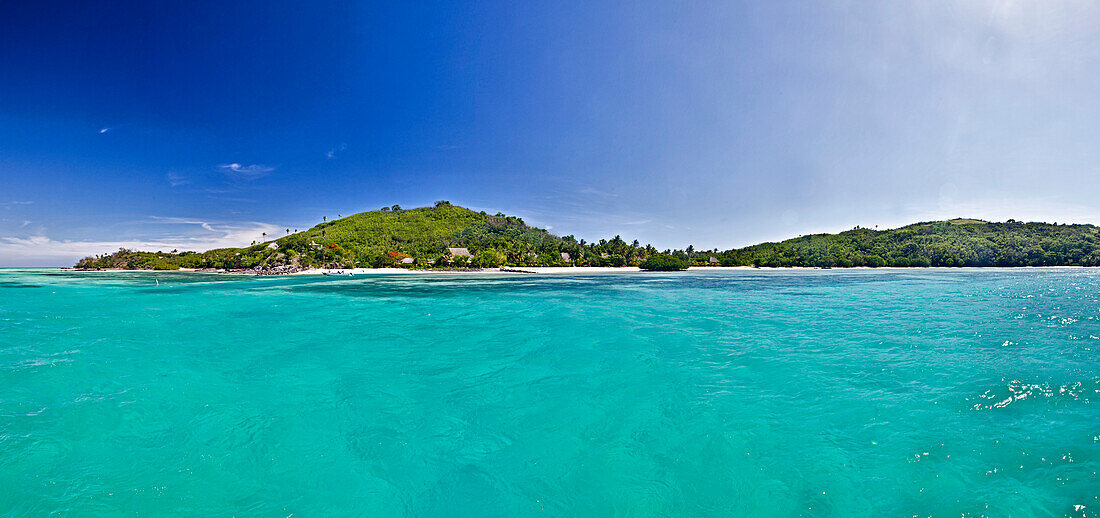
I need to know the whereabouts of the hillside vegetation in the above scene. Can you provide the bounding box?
[76,208,1100,271]
[77,202,623,270]
[718,219,1100,267]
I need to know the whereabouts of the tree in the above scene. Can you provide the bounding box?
[640,254,688,271]
[473,249,504,268]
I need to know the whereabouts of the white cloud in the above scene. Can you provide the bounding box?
[1,201,33,207]
[0,218,282,267]
[326,142,347,159]
[166,172,189,187]
[218,163,274,180]
[148,216,217,232]
[578,187,619,198]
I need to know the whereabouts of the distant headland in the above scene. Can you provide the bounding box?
[75,201,1100,273]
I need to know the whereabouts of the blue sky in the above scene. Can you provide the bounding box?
[1,1,1098,266]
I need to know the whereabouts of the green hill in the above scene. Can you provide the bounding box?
[715,219,1100,267]
[76,202,592,270]
[75,205,1100,271]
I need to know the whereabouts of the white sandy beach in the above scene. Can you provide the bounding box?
[290,266,648,275]
[291,266,769,275]
[65,265,1095,277]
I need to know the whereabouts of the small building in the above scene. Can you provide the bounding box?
[600,253,609,258]
[309,241,322,250]
[447,247,471,257]
[560,252,571,262]
[267,242,279,250]
[400,257,415,264]
[708,256,720,264]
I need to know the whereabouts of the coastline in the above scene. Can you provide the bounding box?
[49,265,1099,277]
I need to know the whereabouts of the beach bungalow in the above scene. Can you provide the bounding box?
[309,241,322,250]
[600,253,609,258]
[560,252,571,262]
[267,242,279,250]
[708,256,719,264]
[400,257,415,264]
[447,247,471,257]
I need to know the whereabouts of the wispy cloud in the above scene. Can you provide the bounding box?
[326,142,347,159]
[99,127,110,134]
[148,216,217,232]
[0,218,282,266]
[218,163,274,180]
[166,172,189,187]
[1,201,34,207]
[578,187,619,198]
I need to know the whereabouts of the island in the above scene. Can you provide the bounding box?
[75,202,1100,273]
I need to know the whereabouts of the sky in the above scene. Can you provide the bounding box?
[1,1,1098,266]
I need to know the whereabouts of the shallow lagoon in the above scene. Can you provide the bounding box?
[1,268,1097,516]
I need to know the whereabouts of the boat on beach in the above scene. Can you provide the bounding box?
[322,271,354,277]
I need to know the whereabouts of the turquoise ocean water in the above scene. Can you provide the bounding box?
[1,268,1097,516]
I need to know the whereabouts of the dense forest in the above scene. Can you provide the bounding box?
[76,202,655,270]
[719,219,1100,267]
[75,204,1100,271]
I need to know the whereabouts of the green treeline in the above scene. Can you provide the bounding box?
[76,202,655,270]
[721,219,1100,267]
[75,207,1100,271]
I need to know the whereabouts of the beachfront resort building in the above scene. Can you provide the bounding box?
[447,247,471,257]
[708,256,720,264]
[400,257,415,264]
[561,252,571,262]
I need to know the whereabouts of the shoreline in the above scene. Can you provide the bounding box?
[43,265,1100,276]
